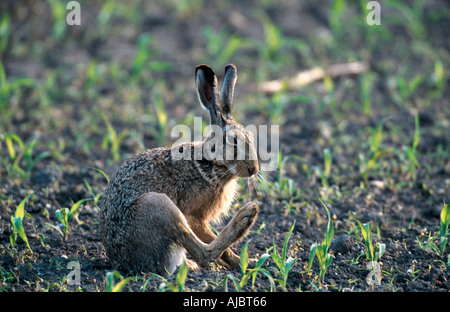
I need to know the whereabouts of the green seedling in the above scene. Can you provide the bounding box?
[131,33,153,81]
[101,113,130,162]
[416,231,440,256]
[2,133,53,178]
[0,61,35,114]
[141,259,190,292]
[308,199,334,285]
[140,272,169,292]
[385,0,426,39]
[275,178,300,202]
[360,73,375,115]
[439,203,450,255]
[398,114,420,179]
[105,271,135,292]
[2,132,26,177]
[255,10,285,67]
[84,180,102,207]
[50,199,90,242]
[313,148,332,187]
[85,167,110,206]
[144,258,196,292]
[0,14,11,54]
[97,0,116,28]
[47,0,67,40]
[226,241,274,292]
[269,90,289,122]
[23,136,53,172]
[249,221,266,236]
[318,74,337,115]
[162,259,189,292]
[419,203,450,256]
[389,72,425,106]
[273,151,303,201]
[148,85,169,147]
[253,10,306,76]
[355,220,386,263]
[358,121,394,183]
[10,192,35,253]
[172,0,203,17]
[329,0,347,37]
[270,222,296,291]
[202,26,251,66]
[130,33,171,82]
[92,167,110,183]
[84,60,103,95]
[431,60,445,95]
[174,260,188,292]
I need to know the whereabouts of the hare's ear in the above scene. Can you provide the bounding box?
[220,64,237,119]
[195,64,224,127]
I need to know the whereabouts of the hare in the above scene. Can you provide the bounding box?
[99,64,259,275]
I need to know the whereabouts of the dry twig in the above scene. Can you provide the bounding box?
[258,61,369,94]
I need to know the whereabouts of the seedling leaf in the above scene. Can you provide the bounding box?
[11,216,33,253]
[440,204,450,236]
[69,198,89,219]
[240,241,249,276]
[176,260,188,292]
[308,243,318,271]
[15,191,35,219]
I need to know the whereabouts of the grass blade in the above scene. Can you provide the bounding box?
[282,222,295,261]
[69,198,90,219]
[15,191,35,219]
[440,204,450,237]
[11,216,33,253]
[240,241,249,276]
[308,243,318,271]
[89,167,110,184]
[176,260,188,292]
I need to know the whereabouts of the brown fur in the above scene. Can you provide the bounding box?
[99,64,259,275]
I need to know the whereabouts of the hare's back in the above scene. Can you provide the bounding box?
[101,147,173,213]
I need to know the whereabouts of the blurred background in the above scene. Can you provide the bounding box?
[0,0,448,181]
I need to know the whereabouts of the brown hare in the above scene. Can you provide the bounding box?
[100,64,259,275]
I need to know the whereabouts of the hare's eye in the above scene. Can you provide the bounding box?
[226,135,238,146]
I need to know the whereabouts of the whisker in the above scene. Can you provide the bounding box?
[256,171,271,189]
[244,173,262,195]
[260,170,276,184]
[251,176,262,196]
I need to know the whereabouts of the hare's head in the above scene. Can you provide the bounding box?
[195,64,258,178]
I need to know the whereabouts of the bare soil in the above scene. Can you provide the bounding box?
[0,0,449,294]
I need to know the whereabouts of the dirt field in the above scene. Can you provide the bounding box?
[0,0,449,293]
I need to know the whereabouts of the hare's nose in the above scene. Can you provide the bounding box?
[247,166,257,176]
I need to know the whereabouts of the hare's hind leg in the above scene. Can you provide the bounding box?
[137,192,257,273]
[186,202,260,270]
[200,202,259,256]
[180,201,258,268]
[135,192,203,274]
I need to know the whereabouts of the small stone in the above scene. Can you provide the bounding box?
[30,168,60,186]
[330,234,354,255]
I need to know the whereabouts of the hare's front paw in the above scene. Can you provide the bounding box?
[234,202,258,230]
